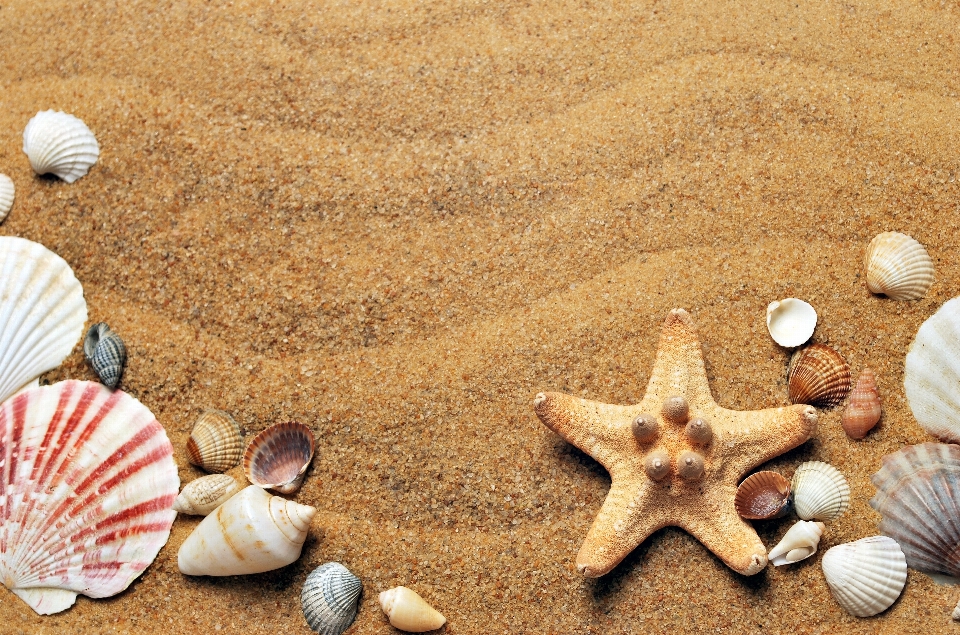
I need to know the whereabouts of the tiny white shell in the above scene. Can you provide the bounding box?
[0,173,14,222]
[22,110,99,183]
[379,586,446,632]
[173,474,241,516]
[865,231,934,300]
[766,299,817,348]
[768,520,825,566]
[792,461,850,522]
[821,536,907,617]
[301,562,363,635]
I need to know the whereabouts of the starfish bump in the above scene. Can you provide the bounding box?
[535,309,817,577]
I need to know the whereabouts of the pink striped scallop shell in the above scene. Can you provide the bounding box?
[0,380,179,615]
[243,421,315,494]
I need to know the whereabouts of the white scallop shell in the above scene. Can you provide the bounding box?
[379,586,446,633]
[768,520,825,566]
[766,299,817,348]
[904,298,960,443]
[865,231,934,300]
[0,173,14,222]
[0,236,87,405]
[301,562,362,635]
[792,461,850,521]
[0,381,179,615]
[172,474,241,516]
[177,485,316,576]
[23,111,99,183]
[821,536,907,617]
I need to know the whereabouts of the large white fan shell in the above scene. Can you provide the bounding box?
[905,297,960,443]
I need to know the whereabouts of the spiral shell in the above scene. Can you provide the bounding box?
[83,322,127,389]
[734,471,791,520]
[301,563,363,635]
[187,409,243,473]
[766,298,817,348]
[841,368,881,440]
[792,461,850,521]
[904,298,960,443]
[768,520,824,566]
[22,110,99,183]
[173,474,241,516]
[0,173,14,222]
[821,536,907,617]
[787,344,851,408]
[243,421,316,494]
[865,231,934,301]
[379,586,446,633]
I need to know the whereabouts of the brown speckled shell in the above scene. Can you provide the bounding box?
[842,368,882,440]
[186,410,243,473]
[787,344,851,408]
[735,471,791,519]
[243,421,316,494]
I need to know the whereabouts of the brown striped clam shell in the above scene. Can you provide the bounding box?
[787,344,851,408]
[187,409,243,473]
[243,421,316,494]
[842,368,882,440]
[734,471,791,519]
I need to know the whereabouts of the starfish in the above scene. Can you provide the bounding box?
[534,309,817,577]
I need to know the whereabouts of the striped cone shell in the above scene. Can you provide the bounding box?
[0,380,179,615]
[865,231,934,301]
[243,421,316,494]
[187,409,243,473]
[787,344,851,408]
[792,461,850,521]
[301,562,362,635]
[734,471,791,519]
[841,368,882,439]
[83,322,127,389]
[0,173,13,222]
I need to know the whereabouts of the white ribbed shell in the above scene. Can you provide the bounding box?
[904,298,960,442]
[865,232,934,300]
[766,298,817,348]
[22,111,99,183]
[0,236,87,405]
[301,562,362,635]
[0,174,13,222]
[792,461,850,522]
[821,536,907,617]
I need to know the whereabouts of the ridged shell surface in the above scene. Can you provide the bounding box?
[0,236,87,405]
[865,231,934,301]
[173,474,241,516]
[766,298,817,348]
[841,368,881,439]
[904,298,960,443]
[768,520,824,566]
[821,536,907,617]
[870,443,960,577]
[243,421,316,494]
[0,381,178,615]
[379,586,446,633]
[0,173,13,222]
[187,409,243,473]
[792,461,850,521]
[301,562,362,635]
[84,322,127,389]
[787,344,851,408]
[734,471,791,519]
[22,111,99,183]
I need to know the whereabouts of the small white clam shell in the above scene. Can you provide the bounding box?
[865,231,934,300]
[173,474,241,516]
[768,520,825,566]
[0,173,14,221]
[301,563,363,635]
[821,536,907,617]
[766,299,817,348]
[23,111,100,183]
[379,586,446,632]
[792,461,850,522]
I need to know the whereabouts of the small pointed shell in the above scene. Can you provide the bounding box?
[766,298,817,348]
[865,231,934,300]
[821,536,907,617]
[0,173,14,222]
[83,322,127,388]
[302,563,363,635]
[792,461,850,521]
[187,409,243,473]
[735,471,791,520]
[768,520,824,565]
[23,110,100,183]
[787,344,851,408]
[173,474,241,516]
[379,586,446,633]
[243,421,316,494]
[842,368,881,439]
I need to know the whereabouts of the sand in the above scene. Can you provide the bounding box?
[2,0,960,632]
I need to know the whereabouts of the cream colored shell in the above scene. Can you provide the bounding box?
[792,461,850,521]
[187,409,243,473]
[865,231,934,300]
[821,536,907,617]
[767,520,824,566]
[173,474,241,515]
[379,586,446,632]
[22,110,100,183]
[766,299,817,348]
[904,298,960,442]
[0,173,13,222]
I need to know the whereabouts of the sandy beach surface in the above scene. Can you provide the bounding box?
[3,0,960,632]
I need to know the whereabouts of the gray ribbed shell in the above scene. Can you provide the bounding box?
[301,562,362,635]
[84,322,126,389]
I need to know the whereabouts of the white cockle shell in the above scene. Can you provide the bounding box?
[22,111,99,183]
[379,586,446,633]
[0,380,179,615]
[766,299,817,348]
[301,562,363,635]
[177,485,316,576]
[821,536,907,617]
[173,474,241,516]
[865,231,934,301]
[905,298,960,443]
[768,520,825,566]
[0,236,87,405]
[792,461,850,522]
[0,173,14,222]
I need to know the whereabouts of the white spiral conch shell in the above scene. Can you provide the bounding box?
[791,461,850,522]
[379,586,446,632]
[177,485,316,576]
[904,298,960,443]
[0,173,14,222]
[767,520,825,566]
[865,231,934,300]
[22,110,100,183]
[821,536,907,617]
[173,474,241,516]
[766,299,817,348]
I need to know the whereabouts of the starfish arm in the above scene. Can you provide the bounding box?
[681,488,768,575]
[534,391,636,471]
[716,404,818,481]
[642,309,714,407]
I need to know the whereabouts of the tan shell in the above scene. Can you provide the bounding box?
[787,344,851,408]
[379,586,446,633]
[734,471,791,519]
[173,474,241,515]
[243,421,316,494]
[865,231,934,300]
[186,410,243,473]
[842,368,882,439]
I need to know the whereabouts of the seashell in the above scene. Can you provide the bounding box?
[173,474,241,516]
[83,322,127,388]
[787,344,851,408]
[841,368,881,439]
[904,298,960,443]
[379,586,446,633]
[301,562,363,635]
[178,484,316,576]
[734,471,791,520]
[0,173,14,222]
[821,536,907,617]
[243,421,316,494]
[768,520,824,565]
[865,231,934,301]
[0,236,87,405]
[766,298,817,348]
[792,461,850,521]
[22,110,99,183]
[0,380,178,615]
[187,409,243,473]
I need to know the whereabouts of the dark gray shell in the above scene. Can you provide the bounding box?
[301,562,362,635]
[83,322,126,389]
